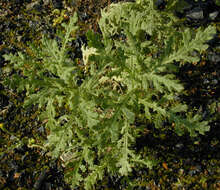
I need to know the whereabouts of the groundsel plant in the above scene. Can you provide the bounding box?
[3,0,216,189]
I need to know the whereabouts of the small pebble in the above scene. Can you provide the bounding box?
[186,8,204,20]
[209,11,219,20]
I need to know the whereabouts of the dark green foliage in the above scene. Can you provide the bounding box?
[2,0,216,189]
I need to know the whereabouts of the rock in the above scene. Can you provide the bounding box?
[186,7,204,20]
[26,0,41,10]
[209,11,219,20]
[175,143,184,149]
[212,79,218,85]
[207,53,220,63]
[43,0,50,6]
[10,135,17,140]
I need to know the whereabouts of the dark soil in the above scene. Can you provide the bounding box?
[0,0,219,189]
